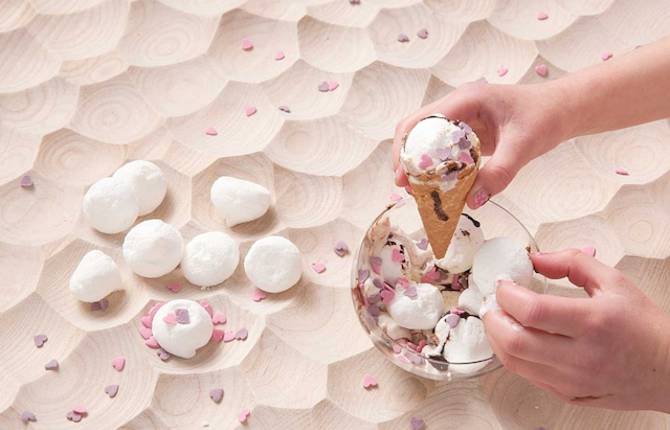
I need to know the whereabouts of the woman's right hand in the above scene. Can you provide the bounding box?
[392,80,571,209]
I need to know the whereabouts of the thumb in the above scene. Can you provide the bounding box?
[466,140,522,209]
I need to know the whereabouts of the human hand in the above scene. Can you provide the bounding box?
[392,80,570,209]
[483,249,670,412]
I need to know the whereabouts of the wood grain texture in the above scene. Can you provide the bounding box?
[1,0,670,428]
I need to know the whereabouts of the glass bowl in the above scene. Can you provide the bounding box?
[351,197,547,381]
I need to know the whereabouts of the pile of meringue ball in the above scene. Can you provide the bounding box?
[70,160,302,358]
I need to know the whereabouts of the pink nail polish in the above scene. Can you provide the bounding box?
[580,246,596,257]
[473,188,489,209]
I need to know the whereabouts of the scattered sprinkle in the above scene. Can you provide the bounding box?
[278,105,291,113]
[274,50,285,61]
[235,328,249,341]
[534,64,549,77]
[380,289,395,305]
[20,175,33,188]
[410,416,426,430]
[445,313,460,328]
[416,238,429,250]
[223,331,236,342]
[358,269,370,283]
[601,51,613,61]
[420,267,440,283]
[391,247,404,263]
[311,262,327,274]
[404,284,418,299]
[175,308,190,324]
[318,81,330,92]
[241,38,253,51]
[458,151,474,164]
[111,356,126,372]
[34,334,48,348]
[615,167,629,176]
[163,312,177,325]
[362,374,378,389]
[238,409,251,423]
[139,325,153,340]
[418,153,433,169]
[536,12,549,21]
[44,359,59,371]
[105,384,119,398]
[244,106,257,117]
[389,193,403,202]
[204,127,218,136]
[166,282,183,293]
[252,289,267,302]
[21,411,37,423]
[141,315,153,328]
[199,300,214,317]
[369,256,383,275]
[211,328,225,343]
[349,0,360,4]
[90,298,109,311]
[334,240,349,257]
[147,302,164,319]
[73,406,87,415]
[145,336,160,349]
[497,66,508,77]
[327,80,339,91]
[156,349,170,361]
[397,33,410,43]
[212,312,226,325]
[66,411,83,423]
[417,28,429,39]
[367,304,381,316]
[209,388,224,403]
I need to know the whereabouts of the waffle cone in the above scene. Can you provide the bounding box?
[410,160,479,259]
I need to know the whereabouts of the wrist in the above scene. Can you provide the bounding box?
[542,79,585,142]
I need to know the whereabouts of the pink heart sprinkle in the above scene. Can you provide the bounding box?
[20,175,33,188]
[334,240,349,257]
[235,328,249,341]
[199,300,214,317]
[601,51,613,61]
[72,405,87,415]
[380,289,395,305]
[389,193,403,202]
[139,326,153,340]
[145,336,160,349]
[252,289,267,302]
[410,416,426,430]
[211,328,225,343]
[417,28,429,39]
[327,80,339,91]
[404,285,417,299]
[275,50,285,61]
[244,106,257,117]
[420,268,440,283]
[615,167,629,176]
[458,151,474,164]
[204,127,218,136]
[391,247,404,263]
[417,153,433,169]
[223,331,236,342]
[238,409,251,423]
[148,302,164,318]
[536,11,548,20]
[212,312,226,325]
[241,38,253,51]
[140,315,152,328]
[111,356,125,371]
[163,312,177,325]
[311,262,327,274]
[105,384,119,398]
[362,374,378,389]
[166,282,183,293]
[369,256,383,275]
[66,411,82,422]
[497,66,508,77]
[318,81,330,92]
[397,33,410,43]
[416,339,427,352]
[534,64,549,77]
[209,388,224,403]
[34,334,48,348]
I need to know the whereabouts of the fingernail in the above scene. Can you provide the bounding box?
[529,251,544,257]
[404,185,413,194]
[580,246,596,257]
[472,188,490,209]
[495,278,515,288]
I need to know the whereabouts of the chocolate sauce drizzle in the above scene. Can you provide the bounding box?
[461,213,481,227]
[430,191,449,221]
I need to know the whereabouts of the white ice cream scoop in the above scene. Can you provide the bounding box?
[151,299,213,359]
[471,237,533,296]
[69,250,124,302]
[122,219,184,278]
[377,313,411,340]
[443,316,492,373]
[435,214,484,273]
[210,176,271,227]
[113,160,167,216]
[83,177,139,234]
[181,232,239,288]
[387,282,445,330]
[244,236,302,293]
[457,276,484,315]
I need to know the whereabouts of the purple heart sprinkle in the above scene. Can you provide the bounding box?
[318,81,330,92]
[156,349,170,361]
[410,416,426,430]
[334,240,349,257]
[44,359,59,371]
[235,328,249,340]
[445,313,461,328]
[105,384,119,398]
[358,269,370,282]
[367,304,381,317]
[397,33,410,43]
[417,28,429,39]
[20,175,33,188]
[34,334,48,348]
[416,238,429,250]
[372,278,384,290]
[21,411,37,423]
[451,128,465,143]
[175,308,190,324]
[278,105,291,113]
[209,388,224,403]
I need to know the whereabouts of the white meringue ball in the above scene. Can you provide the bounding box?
[152,299,213,359]
[122,220,184,278]
[83,177,139,234]
[443,316,492,373]
[181,232,239,288]
[471,237,533,296]
[387,283,444,330]
[435,214,484,273]
[113,160,167,216]
[377,244,404,285]
[244,236,302,293]
[69,250,123,302]
[458,275,484,315]
[210,176,271,227]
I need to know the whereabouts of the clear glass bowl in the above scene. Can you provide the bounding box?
[351,197,547,381]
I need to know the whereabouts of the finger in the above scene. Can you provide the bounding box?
[466,139,523,209]
[394,166,409,187]
[530,249,617,296]
[483,307,575,365]
[495,279,592,337]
